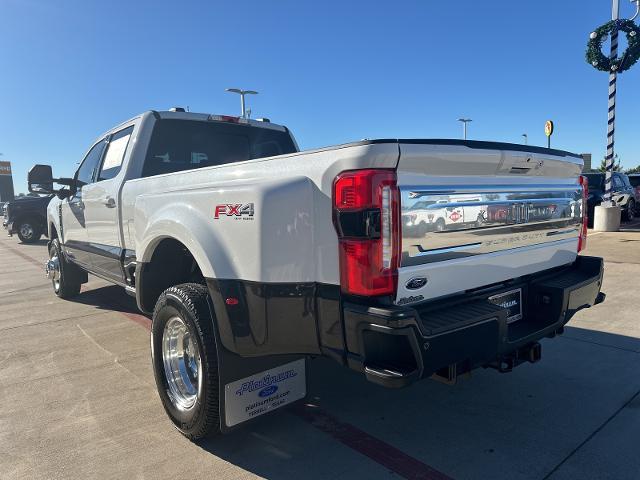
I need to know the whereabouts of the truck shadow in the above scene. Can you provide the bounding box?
[74,284,147,319]
[196,326,640,480]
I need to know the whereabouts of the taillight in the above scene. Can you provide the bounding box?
[333,169,400,296]
[578,175,588,253]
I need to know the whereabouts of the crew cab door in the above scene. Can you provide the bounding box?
[82,126,133,284]
[61,138,107,268]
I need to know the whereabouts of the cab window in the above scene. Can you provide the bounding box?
[98,126,133,181]
[141,119,296,178]
[76,139,107,188]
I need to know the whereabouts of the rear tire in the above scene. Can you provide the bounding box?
[151,283,221,440]
[17,220,41,243]
[48,239,82,299]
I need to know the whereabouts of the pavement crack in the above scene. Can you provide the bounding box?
[0,311,112,332]
[76,324,152,385]
[0,352,13,367]
[77,324,114,357]
[542,387,640,479]
[601,259,640,265]
[559,335,640,354]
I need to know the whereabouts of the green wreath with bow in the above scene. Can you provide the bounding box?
[586,19,640,73]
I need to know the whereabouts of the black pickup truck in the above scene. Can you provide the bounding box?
[2,195,52,243]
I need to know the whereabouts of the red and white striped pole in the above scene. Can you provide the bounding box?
[603,0,619,206]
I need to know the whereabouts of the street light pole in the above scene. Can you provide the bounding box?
[458,118,472,140]
[225,88,258,118]
[522,134,528,145]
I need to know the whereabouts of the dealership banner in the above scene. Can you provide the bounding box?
[0,161,15,201]
[0,161,12,176]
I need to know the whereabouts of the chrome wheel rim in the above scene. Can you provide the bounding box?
[46,251,61,292]
[20,223,34,240]
[162,316,201,411]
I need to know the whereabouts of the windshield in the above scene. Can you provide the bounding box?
[142,119,297,177]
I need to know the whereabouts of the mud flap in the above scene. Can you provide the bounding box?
[216,344,308,433]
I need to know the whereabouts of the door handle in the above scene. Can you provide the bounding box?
[103,197,116,208]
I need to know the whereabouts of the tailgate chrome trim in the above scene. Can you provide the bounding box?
[400,184,583,266]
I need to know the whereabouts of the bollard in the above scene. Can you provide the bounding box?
[593,205,621,231]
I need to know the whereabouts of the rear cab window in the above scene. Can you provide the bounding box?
[141,119,297,178]
[583,173,604,190]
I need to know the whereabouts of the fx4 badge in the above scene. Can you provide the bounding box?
[214,203,255,220]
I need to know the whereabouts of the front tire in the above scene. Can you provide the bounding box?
[48,239,82,298]
[17,220,41,243]
[151,283,221,440]
[624,200,635,222]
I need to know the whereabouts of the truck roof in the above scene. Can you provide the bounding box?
[102,110,288,137]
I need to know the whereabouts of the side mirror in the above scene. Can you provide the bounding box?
[28,164,54,194]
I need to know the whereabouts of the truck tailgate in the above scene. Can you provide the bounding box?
[395,141,584,305]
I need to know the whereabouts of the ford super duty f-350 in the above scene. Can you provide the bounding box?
[28,110,605,440]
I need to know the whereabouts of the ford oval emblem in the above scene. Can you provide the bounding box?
[258,385,278,398]
[405,277,427,290]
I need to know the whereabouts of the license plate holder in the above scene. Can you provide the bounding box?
[488,288,523,323]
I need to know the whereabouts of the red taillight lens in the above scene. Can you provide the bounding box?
[333,169,399,296]
[578,175,588,253]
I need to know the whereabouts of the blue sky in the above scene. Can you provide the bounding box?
[1,0,639,193]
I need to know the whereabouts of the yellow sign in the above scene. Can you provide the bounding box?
[544,120,554,137]
[0,161,11,176]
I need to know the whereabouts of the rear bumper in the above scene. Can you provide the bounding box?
[343,255,605,388]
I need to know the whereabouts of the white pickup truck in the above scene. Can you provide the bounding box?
[28,110,605,440]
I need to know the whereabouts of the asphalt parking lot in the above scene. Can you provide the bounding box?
[1,223,639,480]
